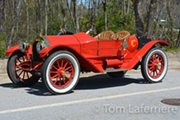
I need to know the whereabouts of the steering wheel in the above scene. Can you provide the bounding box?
[85,22,99,36]
[56,29,74,35]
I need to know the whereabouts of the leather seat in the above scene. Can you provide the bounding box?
[94,30,114,40]
[112,30,130,40]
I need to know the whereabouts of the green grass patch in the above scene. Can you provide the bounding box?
[0,34,6,58]
[165,47,180,53]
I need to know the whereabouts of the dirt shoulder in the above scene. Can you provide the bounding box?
[0,52,180,74]
[166,52,180,70]
[0,59,7,74]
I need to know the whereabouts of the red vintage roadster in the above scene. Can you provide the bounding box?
[6,24,168,94]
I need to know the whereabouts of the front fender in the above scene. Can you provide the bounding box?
[39,45,59,58]
[6,45,20,57]
[6,45,33,57]
[121,40,168,69]
[39,45,103,72]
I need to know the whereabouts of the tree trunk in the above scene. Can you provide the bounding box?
[24,0,29,37]
[66,0,76,31]
[132,0,144,37]
[73,0,79,32]
[45,0,48,35]
[123,0,131,24]
[146,0,157,38]
[7,0,22,49]
[103,0,107,30]
[60,0,66,29]
[93,0,96,33]
[166,1,173,42]
[176,29,180,47]
[0,0,5,32]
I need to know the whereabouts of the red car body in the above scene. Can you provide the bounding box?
[6,31,168,94]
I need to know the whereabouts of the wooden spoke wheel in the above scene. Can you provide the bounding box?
[7,52,40,86]
[41,51,80,94]
[141,48,168,83]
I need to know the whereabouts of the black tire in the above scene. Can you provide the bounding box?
[107,71,127,78]
[7,52,40,87]
[41,51,80,94]
[141,48,168,83]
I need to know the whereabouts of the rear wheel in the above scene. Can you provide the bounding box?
[7,52,40,86]
[41,51,80,94]
[107,71,127,78]
[141,48,168,83]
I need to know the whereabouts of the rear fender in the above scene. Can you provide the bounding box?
[121,40,168,69]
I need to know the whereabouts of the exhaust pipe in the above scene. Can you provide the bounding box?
[103,59,123,67]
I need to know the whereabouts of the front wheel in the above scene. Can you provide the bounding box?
[41,51,80,94]
[141,48,168,83]
[7,52,40,87]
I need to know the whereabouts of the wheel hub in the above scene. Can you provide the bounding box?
[61,71,66,77]
[57,68,66,77]
[152,59,160,70]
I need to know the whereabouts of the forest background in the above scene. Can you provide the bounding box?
[0,0,180,57]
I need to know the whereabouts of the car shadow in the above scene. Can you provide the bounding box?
[0,81,52,96]
[76,74,146,90]
[0,74,147,96]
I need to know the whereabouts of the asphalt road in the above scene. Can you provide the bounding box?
[0,69,180,120]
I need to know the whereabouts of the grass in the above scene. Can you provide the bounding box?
[165,47,180,53]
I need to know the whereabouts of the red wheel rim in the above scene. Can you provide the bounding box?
[15,56,33,81]
[49,58,74,88]
[148,53,164,78]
